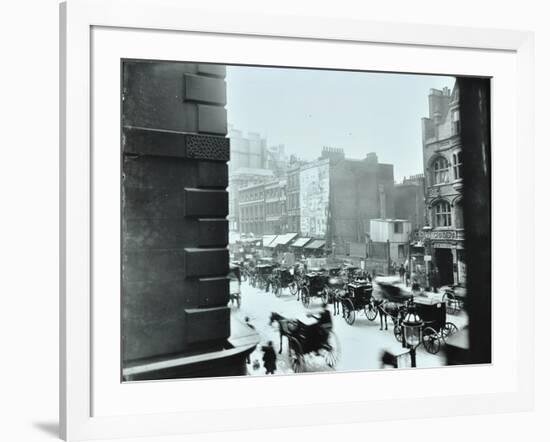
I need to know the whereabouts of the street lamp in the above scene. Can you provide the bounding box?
[402,297,423,368]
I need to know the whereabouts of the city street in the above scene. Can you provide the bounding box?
[230,279,469,376]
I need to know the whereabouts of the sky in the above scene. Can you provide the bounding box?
[226,65,455,182]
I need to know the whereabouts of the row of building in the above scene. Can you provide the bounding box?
[228,83,465,287]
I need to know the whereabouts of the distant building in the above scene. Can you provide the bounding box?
[228,127,291,231]
[265,144,288,177]
[264,179,287,234]
[286,157,303,234]
[228,127,267,173]
[238,178,288,236]
[394,174,426,231]
[369,218,412,264]
[300,147,395,255]
[421,83,465,286]
[238,181,266,236]
[228,168,273,232]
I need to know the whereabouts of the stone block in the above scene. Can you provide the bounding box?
[197,161,228,188]
[184,248,229,278]
[198,276,229,307]
[184,74,227,105]
[183,307,230,344]
[198,218,228,247]
[184,188,228,217]
[197,105,227,135]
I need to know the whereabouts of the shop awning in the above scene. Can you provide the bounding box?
[291,237,311,248]
[273,233,298,246]
[265,235,281,248]
[262,235,277,247]
[304,240,326,250]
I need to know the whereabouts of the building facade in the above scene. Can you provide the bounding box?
[238,181,266,237]
[286,159,302,234]
[228,168,273,232]
[394,174,426,231]
[227,127,289,232]
[421,84,466,286]
[228,127,267,173]
[264,179,288,234]
[300,147,395,255]
[238,178,288,236]
[369,219,412,264]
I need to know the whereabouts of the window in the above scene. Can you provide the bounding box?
[453,151,463,180]
[393,222,403,234]
[434,201,452,227]
[432,157,449,185]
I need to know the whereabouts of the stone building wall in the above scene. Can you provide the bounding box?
[121,61,235,369]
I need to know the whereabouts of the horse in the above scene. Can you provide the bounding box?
[376,300,406,330]
[269,312,295,354]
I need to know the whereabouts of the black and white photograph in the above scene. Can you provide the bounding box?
[120,61,491,381]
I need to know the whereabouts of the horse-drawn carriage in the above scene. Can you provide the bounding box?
[340,278,378,325]
[300,269,329,307]
[402,297,459,354]
[377,281,459,354]
[341,266,361,283]
[270,311,341,372]
[251,263,276,291]
[271,266,298,297]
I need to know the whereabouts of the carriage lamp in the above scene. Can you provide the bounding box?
[402,297,423,367]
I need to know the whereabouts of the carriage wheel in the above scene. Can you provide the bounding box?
[320,331,341,368]
[288,337,305,373]
[301,287,310,307]
[393,323,403,343]
[342,300,355,325]
[422,327,441,354]
[289,281,298,296]
[321,287,329,304]
[441,322,458,341]
[364,303,378,321]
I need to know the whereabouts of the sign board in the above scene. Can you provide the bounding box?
[424,255,432,262]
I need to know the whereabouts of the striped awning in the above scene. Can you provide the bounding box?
[291,237,311,248]
[262,235,277,247]
[265,235,281,248]
[304,240,326,250]
[273,233,298,246]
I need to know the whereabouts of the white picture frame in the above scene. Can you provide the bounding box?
[60,0,534,440]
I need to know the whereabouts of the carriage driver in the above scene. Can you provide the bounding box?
[306,302,333,346]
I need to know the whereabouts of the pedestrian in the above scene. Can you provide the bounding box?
[405,269,410,287]
[398,264,405,283]
[261,341,277,375]
[429,267,440,292]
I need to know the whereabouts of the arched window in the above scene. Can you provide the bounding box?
[432,157,449,185]
[453,151,463,180]
[433,201,452,227]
